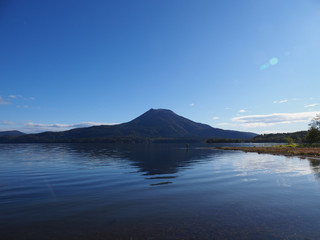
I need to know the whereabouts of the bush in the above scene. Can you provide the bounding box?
[284,137,294,145]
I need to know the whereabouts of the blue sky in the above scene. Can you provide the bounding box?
[1,0,320,134]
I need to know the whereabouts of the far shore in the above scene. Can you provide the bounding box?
[211,146,320,158]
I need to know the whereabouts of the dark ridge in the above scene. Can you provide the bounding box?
[0,130,25,137]
[250,131,307,143]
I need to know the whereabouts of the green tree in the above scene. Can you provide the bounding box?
[310,114,320,129]
[306,127,320,144]
[284,137,294,145]
[306,114,320,144]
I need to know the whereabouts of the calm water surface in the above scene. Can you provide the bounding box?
[1,143,320,240]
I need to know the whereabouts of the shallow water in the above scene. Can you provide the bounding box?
[1,143,320,239]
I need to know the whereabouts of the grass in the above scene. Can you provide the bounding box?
[218,144,320,157]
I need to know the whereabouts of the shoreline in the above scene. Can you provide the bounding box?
[212,146,320,159]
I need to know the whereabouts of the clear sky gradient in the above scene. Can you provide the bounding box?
[1,0,320,134]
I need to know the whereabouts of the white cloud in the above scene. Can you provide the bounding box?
[212,116,219,120]
[189,103,195,107]
[23,122,118,133]
[0,96,10,105]
[273,99,288,104]
[304,103,318,108]
[232,111,320,128]
[239,109,246,113]
[9,95,17,98]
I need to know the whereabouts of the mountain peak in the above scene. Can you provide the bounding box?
[129,108,179,125]
[147,108,174,113]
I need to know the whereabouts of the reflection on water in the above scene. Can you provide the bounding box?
[1,143,320,240]
[66,143,218,175]
[308,157,320,179]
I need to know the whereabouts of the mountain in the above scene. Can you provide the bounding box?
[0,109,257,143]
[0,130,25,137]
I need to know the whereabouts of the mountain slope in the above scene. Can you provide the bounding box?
[0,109,257,143]
[0,130,25,137]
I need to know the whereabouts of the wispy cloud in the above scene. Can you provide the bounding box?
[189,103,195,107]
[1,120,15,125]
[0,96,11,105]
[239,109,246,113]
[274,99,288,104]
[232,111,320,128]
[212,116,219,120]
[273,99,288,104]
[304,103,318,108]
[8,95,35,101]
[23,122,118,133]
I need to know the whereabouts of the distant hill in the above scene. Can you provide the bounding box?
[0,109,257,143]
[250,131,307,143]
[0,130,25,137]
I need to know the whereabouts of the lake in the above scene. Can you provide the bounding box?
[1,143,320,240]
